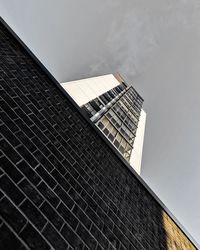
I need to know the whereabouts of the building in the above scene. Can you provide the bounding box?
[61,74,146,174]
[0,18,198,250]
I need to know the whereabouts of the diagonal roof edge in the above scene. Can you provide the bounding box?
[0,16,198,249]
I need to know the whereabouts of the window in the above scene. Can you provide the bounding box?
[82,103,96,117]
[114,140,120,148]
[119,146,125,154]
[98,122,104,129]
[103,127,109,135]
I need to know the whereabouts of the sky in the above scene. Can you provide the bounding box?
[1,0,200,245]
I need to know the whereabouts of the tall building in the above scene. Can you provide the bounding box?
[0,18,198,250]
[61,74,146,174]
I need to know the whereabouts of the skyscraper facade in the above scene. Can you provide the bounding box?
[61,74,146,174]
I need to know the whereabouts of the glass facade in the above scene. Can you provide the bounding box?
[82,83,143,162]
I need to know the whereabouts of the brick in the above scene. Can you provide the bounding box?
[31,137,51,157]
[0,224,27,250]
[0,189,4,199]
[113,225,130,249]
[76,223,97,250]
[0,123,20,147]
[0,174,25,205]
[64,161,80,179]
[29,113,46,131]
[107,209,121,228]
[61,223,84,249]
[85,206,103,230]
[27,95,42,110]
[14,106,33,126]
[30,124,49,144]
[59,146,76,166]
[46,143,64,162]
[57,202,79,230]
[103,194,117,214]
[28,103,44,120]
[0,80,15,96]
[15,130,37,153]
[20,223,51,250]
[83,245,90,250]
[20,199,47,231]
[18,179,44,207]
[67,175,83,194]
[78,175,94,196]
[14,79,28,93]
[37,181,60,208]
[51,169,70,192]
[93,192,108,214]
[16,145,38,168]
[102,225,120,249]
[96,206,113,229]
[36,165,56,189]
[63,150,76,166]
[1,90,18,108]
[17,160,41,186]
[0,156,23,183]
[15,118,35,138]
[0,99,18,119]
[82,190,98,212]
[68,187,87,211]
[43,129,58,145]
[48,154,66,174]
[90,224,109,249]
[0,197,27,233]
[33,150,54,172]
[13,96,31,115]
[73,204,92,230]
[109,243,118,250]
[40,110,56,126]
[54,185,74,210]
[40,201,64,230]
[0,138,21,164]
[42,223,68,250]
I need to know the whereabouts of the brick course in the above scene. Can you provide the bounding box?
[0,19,197,249]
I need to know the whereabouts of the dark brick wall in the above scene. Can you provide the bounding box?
[0,20,196,250]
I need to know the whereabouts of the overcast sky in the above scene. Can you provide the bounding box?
[1,0,200,245]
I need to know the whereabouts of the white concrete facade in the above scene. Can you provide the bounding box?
[130,109,146,175]
[61,74,120,107]
[61,74,146,175]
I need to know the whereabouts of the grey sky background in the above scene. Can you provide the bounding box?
[1,0,200,245]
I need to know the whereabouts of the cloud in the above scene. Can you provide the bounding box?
[89,0,200,81]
